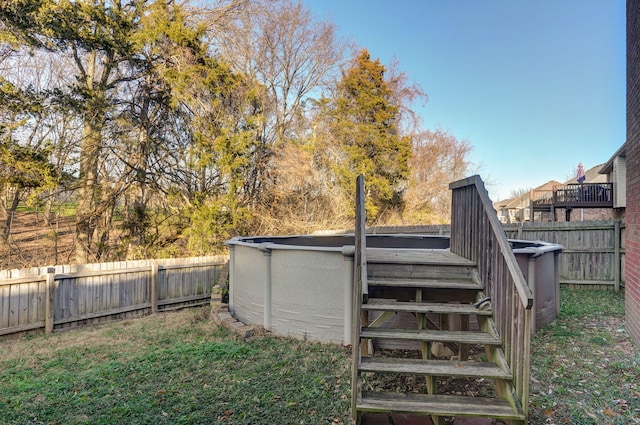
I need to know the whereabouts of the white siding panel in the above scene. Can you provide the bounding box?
[614,156,627,208]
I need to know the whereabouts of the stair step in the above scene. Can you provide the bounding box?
[362,300,492,316]
[358,391,525,420]
[359,357,512,380]
[367,261,479,282]
[368,278,482,291]
[360,328,501,346]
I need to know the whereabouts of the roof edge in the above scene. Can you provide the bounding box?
[600,143,627,174]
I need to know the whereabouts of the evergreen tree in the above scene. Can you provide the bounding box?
[319,49,411,220]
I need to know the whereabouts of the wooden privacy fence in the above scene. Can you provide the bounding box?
[0,256,228,338]
[502,220,625,290]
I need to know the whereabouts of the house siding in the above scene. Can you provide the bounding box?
[614,156,627,207]
[558,208,617,222]
[627,0,640,347]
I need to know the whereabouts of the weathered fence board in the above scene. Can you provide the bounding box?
[502,220,625,289]
[0,256,227,339]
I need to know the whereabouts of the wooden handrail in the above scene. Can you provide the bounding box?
[449,175,532,418]
[354,174,368,303]
[449,175,532,308]
[351,174,367,421]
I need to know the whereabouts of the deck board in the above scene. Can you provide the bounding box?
[366,248,475,266]
[362,300,492,315]
[367,278,482,290]
[359,357,512,380]
[358,392,525,420]
[360,328,501,345]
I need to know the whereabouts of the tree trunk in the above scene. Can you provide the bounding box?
[132,86,151,250]
[75,48,104,264]
[75,124,100,263]
[2,188,21,241]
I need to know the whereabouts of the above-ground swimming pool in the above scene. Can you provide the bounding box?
[225,234,563,345]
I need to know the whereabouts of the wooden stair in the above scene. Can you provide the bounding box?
[359,392,523,420]
[353,249,526,425]
[359,357,512,380]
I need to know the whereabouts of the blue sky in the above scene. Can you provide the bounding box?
[303,0,626,201]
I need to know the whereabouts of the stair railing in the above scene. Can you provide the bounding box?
[351,174,368,421]
[449,175,533,418]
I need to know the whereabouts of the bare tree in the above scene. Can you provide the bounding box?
[0,49,79,239]
[385,57,428,136]
[404,128,473,223]
[509,187,533,199]
[217,0,345,150]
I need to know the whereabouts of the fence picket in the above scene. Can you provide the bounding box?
[0,256,227,338]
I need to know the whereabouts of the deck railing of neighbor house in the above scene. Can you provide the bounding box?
[449,175,533,417]
[553,183,613,207]
[351,174,368,420]
[531,183,613,209]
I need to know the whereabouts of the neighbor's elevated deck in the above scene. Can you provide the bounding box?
[531,183,613,211]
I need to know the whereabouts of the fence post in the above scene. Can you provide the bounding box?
[614,220,621,292]
[151,264,158,313]
[45,267,56,333]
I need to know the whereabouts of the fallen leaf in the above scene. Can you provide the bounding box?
[614,399,629,411]
[603,407,617,417]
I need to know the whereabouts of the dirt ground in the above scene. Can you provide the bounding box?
[366,345,496,399]
[0,212,76,269]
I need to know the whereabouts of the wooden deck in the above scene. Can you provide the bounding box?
[366,248,476,266]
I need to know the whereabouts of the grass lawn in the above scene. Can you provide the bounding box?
[530,288,640,425]
[0,288,638,424]
[0,309,351,425]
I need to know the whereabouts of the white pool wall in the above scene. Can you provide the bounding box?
[228,240,354,344]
